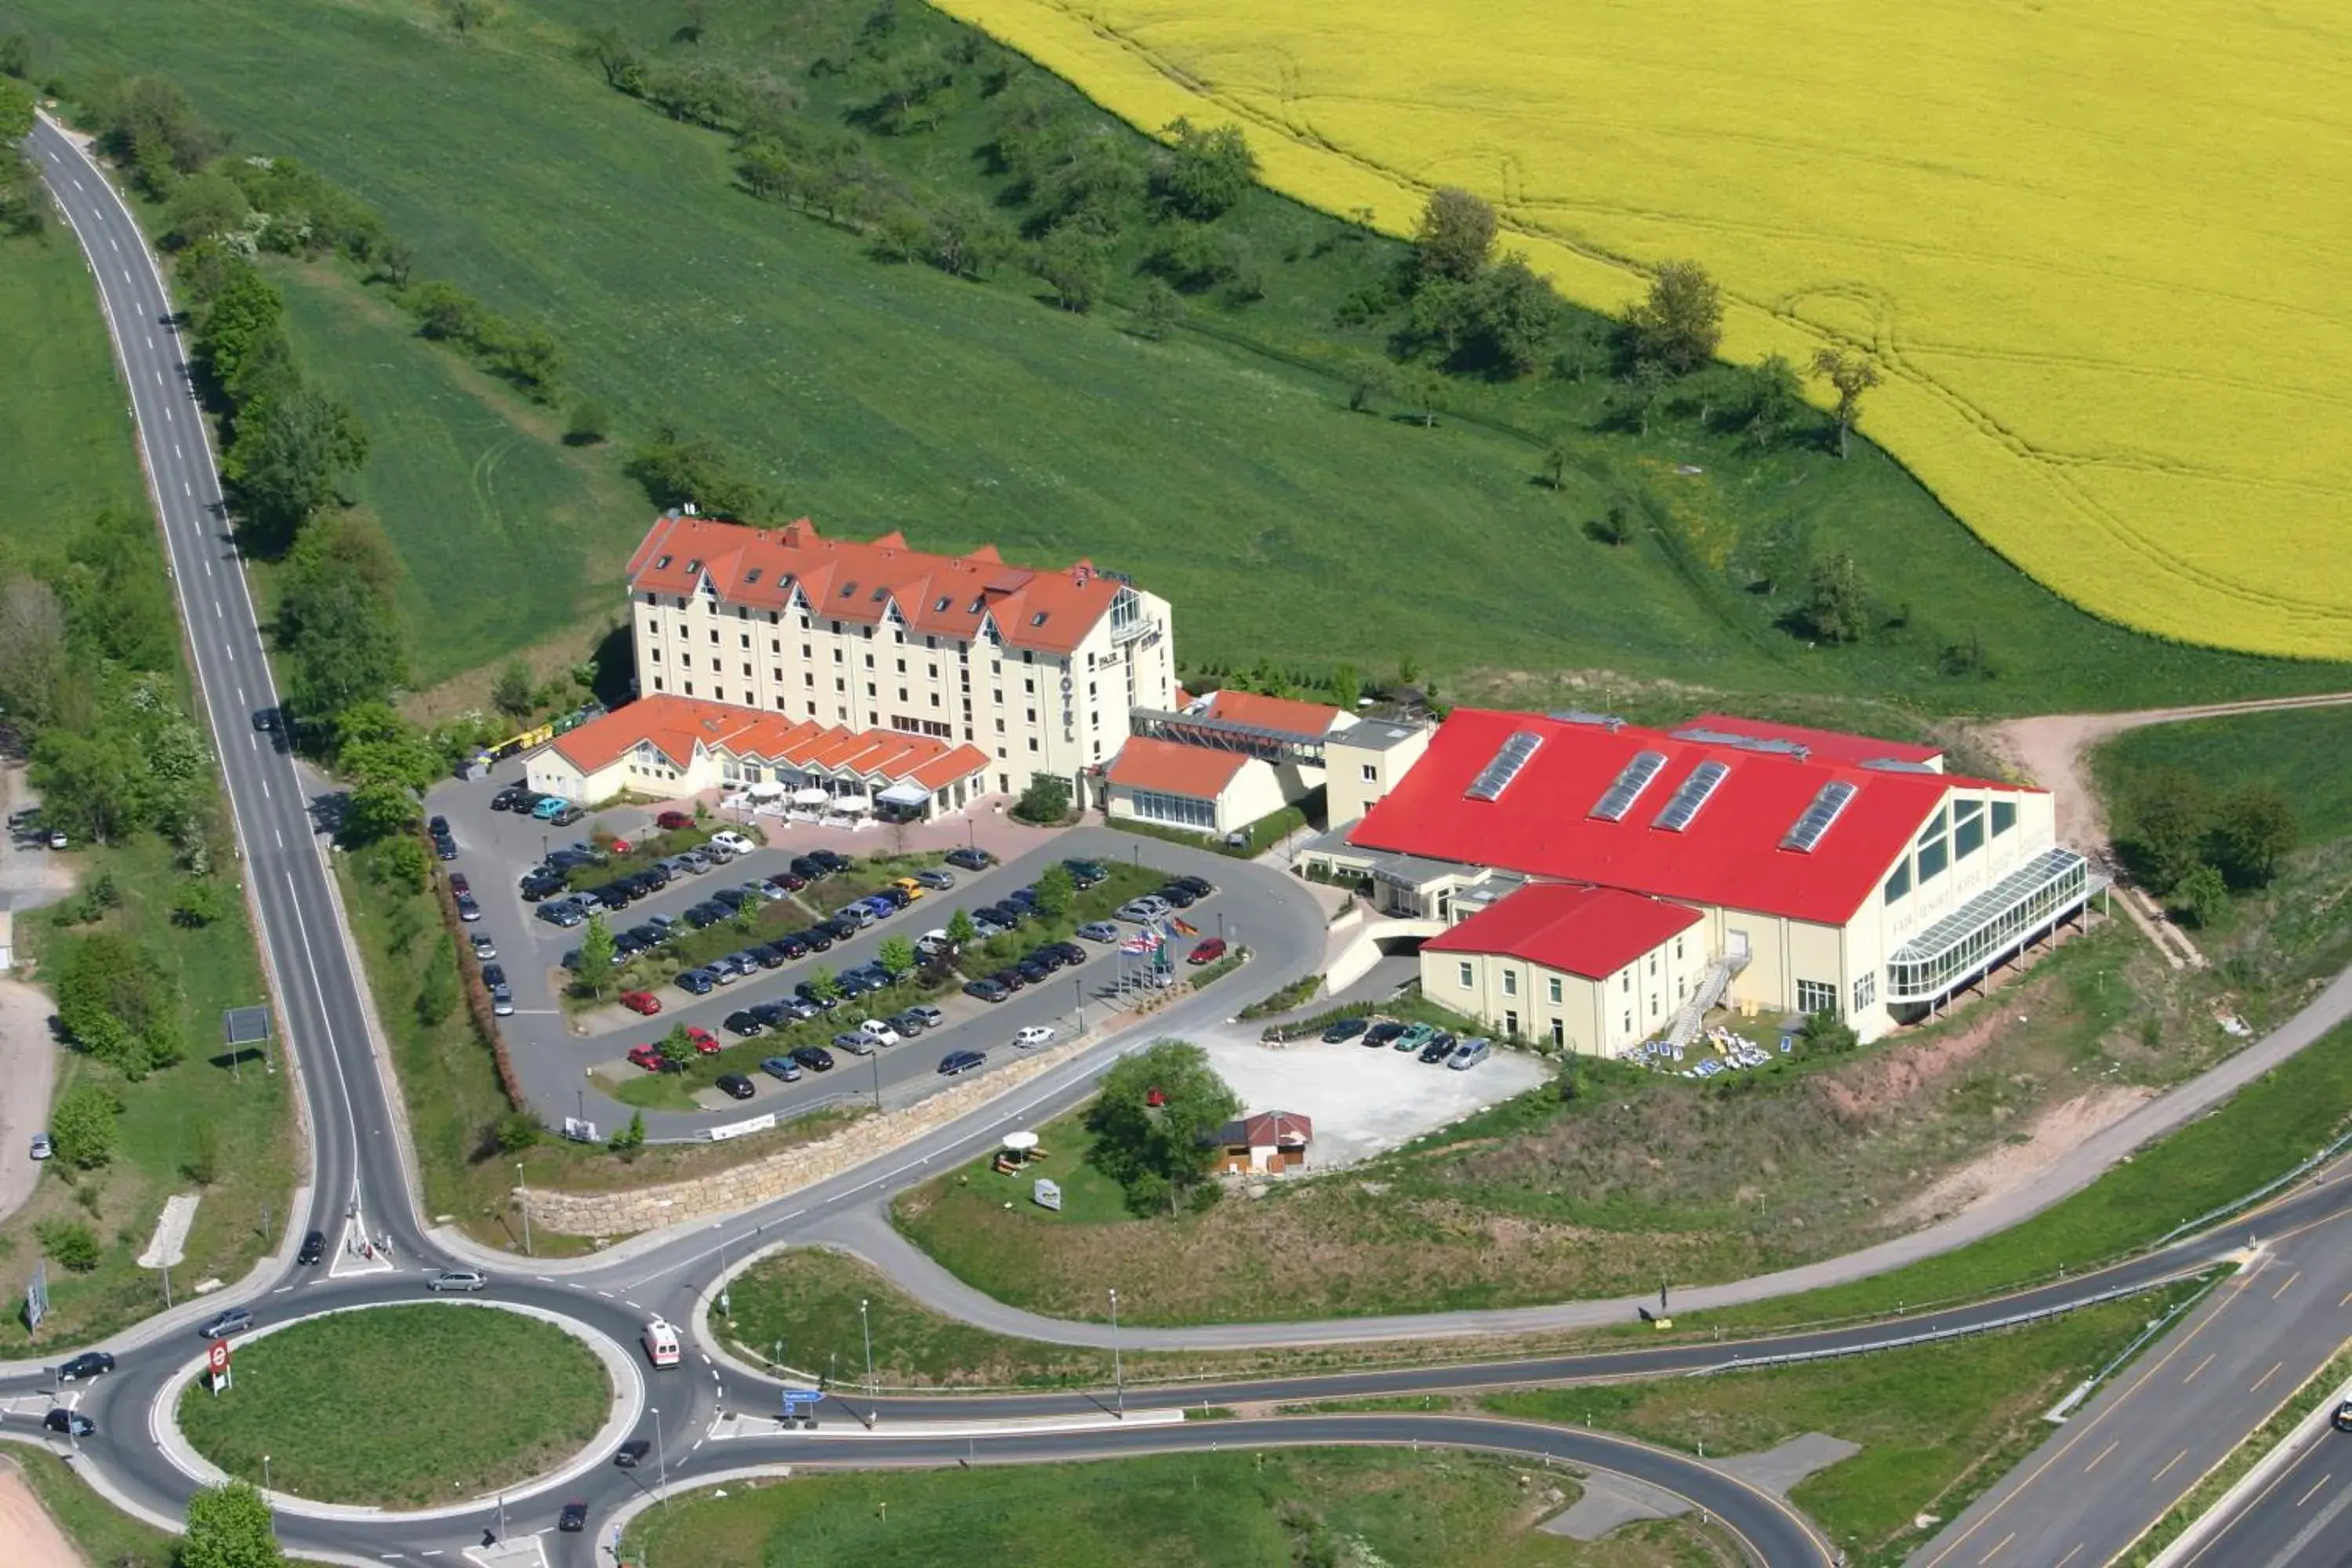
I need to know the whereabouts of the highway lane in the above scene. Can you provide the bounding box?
[2177,1411,2352,1567]
[24,115,424,1263]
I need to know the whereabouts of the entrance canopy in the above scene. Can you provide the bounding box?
[877,781,931,808]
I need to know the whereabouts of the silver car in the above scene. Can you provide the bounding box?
[426,1269,488,1293]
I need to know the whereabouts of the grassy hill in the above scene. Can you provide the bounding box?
[13,0,2350,713]
[0,227,145,556]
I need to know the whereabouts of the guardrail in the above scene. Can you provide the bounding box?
[2153,1125,2352,1248]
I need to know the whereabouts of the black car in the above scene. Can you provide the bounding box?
[1053,941,1088,965]
[753,943,789,970]
[57,1350,115,1381]
[490,785,526,811]
[990,967,1027,992]
[723,1011,765,1037]
[614,1439,652,1468]
[297,1229,326,1265]
[1016,959,1054,985]
[434,836,458,862]
[1007,887,1040,910]
[964,978,1009,1004]
[750,1001,792,1027]
[1171,874,1214,898]
[1419,1033,1457,1064]
[812,849,851,872]
[945,845,993,871]
[938,1049,987,1076]
[2335,1399,2352,1434]
[1062,858,1108,887]
[677,970,715,996]
[519,875,563,902]
[1322,1017,1370,1044]
[44,1409,96,1437]
[1025,946,1067,971]
[790,1044,836,1072]
[716,1072,757,1100]
[1365,1021,1406,1047]
[558,1501,588,1533]
[800,927,834,953]
[789,855,826,880]
[889,1009,931,1037]
[980,904,1024,928]
[712,887,753,911]
[427,815,449,837]
[793,982,839,1010]
[1156,884,1200,909]
[252,706,280,733]
[825,916,862,942]
[775,934,811,960]
[454,891,481,922]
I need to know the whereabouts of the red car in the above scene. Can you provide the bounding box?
[608,837,633,855]
[626,1043,665,1072]
[687,1026,720,1055]
[619,990,662,1015]
[656,810,693,831]
[1186,938,1228,965]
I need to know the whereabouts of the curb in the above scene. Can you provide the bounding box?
[2145,1365,2352,1566]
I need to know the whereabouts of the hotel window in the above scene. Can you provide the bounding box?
[1131,789,1214,829]
[1550,1019,1565,1048]
[1621,973,1630,993]
[1502,970,1519,997]
[679,653,692,669]
[1992,800,2017,836]
[1548,976,1563,1004]
[708,628,718,644]
[1361,764,1377,782]
[683,681,695,695]
[1457,961,1474,989]
[1623,1011,1632,1033]
[1885,859,1912,903]
[1853,971,1877,1014]
[740,633,750,648]
[1796,978,1838,1016]
[1504,1010,1519,1036]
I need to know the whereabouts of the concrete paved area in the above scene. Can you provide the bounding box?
[1193,1029,1552,1167]
[1715,1432,1860,1497]
[1541,1470,1690,1538]
[0,982,59,1229]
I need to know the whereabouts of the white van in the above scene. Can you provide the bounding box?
[642,1317,681,1368]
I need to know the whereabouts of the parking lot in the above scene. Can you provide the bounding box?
[1192,1026,1554,1167]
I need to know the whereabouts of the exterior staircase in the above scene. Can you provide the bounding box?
[1663,948,1750,1053]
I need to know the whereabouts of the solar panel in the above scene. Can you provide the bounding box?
[1653,760,1730,832]
[1466,729,1543,801]
[1590,750,1668,820]
[1780,780,1859,852]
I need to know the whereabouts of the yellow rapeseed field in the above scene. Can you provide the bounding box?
[931,0,2352,660]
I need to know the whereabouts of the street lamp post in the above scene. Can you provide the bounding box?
[262,1454,271,1496]
[1109,1288,1123,1416]
[652,1406,669,1511]
[1217,911,1225,942]
[517,1163,532,1257]
[860,1298,875,1394]
[1074,971,1083,1033]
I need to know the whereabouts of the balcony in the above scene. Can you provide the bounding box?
[1886,848,2099,1005]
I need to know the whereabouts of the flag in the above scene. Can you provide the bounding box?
[1171,916,1200,938]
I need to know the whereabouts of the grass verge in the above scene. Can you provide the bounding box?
[623,1444,1732,1567]
[1492,1288,2198,1567]
[176,1304,607,1508]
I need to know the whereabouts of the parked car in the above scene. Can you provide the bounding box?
[712,887,753,912]
[620,990,662,1015]
[536,902,584,929]
[789,855,826,880]
[1446,1037,1492,1071]
[532,796,565,821]
[723,1011,766,1038]
[716,1073,757,1100]
[916,929,955,958]
[1052,941,1087,966]
[989,967,1027,993]
[800,927,834,952]
[427,815,450,837]
[1170,874,1215,898]
[1063,858,1108,887]
[937,1049,987,1076]
[781,998,823,1022]
[489,982,514,1018]
[198,1308,252,1338]
[710,829,756,855]
[626,1043,674,1073]
[1014,1025,1056,1049]
[969,914,1007,939]
[831,1031,877,1056]
[550,804,584,826]
[1157,884,1200,909]
[891,877,925,902]
[913,867,956,891]
[1014,958,1053,985]
[945,845,994,871]
[470,932,499,961]
[57,1350,115,1381]
[790,1044,836,1073]
[679,849,713,874]
[1116,898,1171,924]
[1076,920,1123,944]
[30,1131,52,1161]
[491,784,528,811]
[1419,1032,1457,1064]
[964,978,1010,1004]
[888,1009,931,1037]
[676,969,714,996]
[1392,1022,1436,1053]
[687,1026,720,1054]
[656,810,693,831]
[1186,938,1228,965]
[426,1269,488,1293]
[760,1054,802,1083]
[794,982,839,1010]
[1321,1017,1370,1044]
[857,1019,903,1047]
[297,1229,325,1265]
[43,1409,95,1437]
[1365,1021,1406,1047]
[434,836,458,862]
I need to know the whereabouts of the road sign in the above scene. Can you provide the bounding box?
[207,1337,232,1394]
[25,1261,48,1331]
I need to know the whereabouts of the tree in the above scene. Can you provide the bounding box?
[49,1085,119,1171]
[1587,499,1635,548]
[1330,663,1362,712]
[174,878,230,928]
[876,934,916,979]
[1084,1040,1239,1215]
[658,1023,695,1071]
[441,0,492,37]
[1347,358,1394,414]
[1796,1007,1858,1054]
[1033,226,1107,313]
[2171,862,2230,929]
[182,1481,285,1568]
[1014,772,1072,824]
[1613,357,1671,436]
[2213,782,2297,887]
[2123,770,2212,895]
[223,387,370,556]
[1541,431,1575,492]
[35,1219,101,1272]
[1396,365,1446,428]
[1736,354,1806,449]
[577,913,616,999]
[162,169,249,250]
[372,236,416,288]
[1624,260,1722,376]
[182,1120,221,1185]
[0,74,32,141]
[925,194,1008,279]
[1414,187,1496,283]
[1801,552,1870,644]
[276,513,408,723]
[1032,862,1074,920]
[807,967,842,1004]
[194,260,285,396]
[1152,118,1257,220]
[339,781,417,847]
[0,577,69,728]
[1134,278,1184,341]
[946,907,978,946]
[492,659,536,720]
[564,399,608,446]
[495,1111,540,1152]
[608,1109,647,1152]
[415,934,459,1025]
[1809,347,1881,459]
[31,729,147,846]
[1461,256,1557,376]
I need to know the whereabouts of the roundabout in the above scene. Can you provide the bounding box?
[160,1301,643,1516]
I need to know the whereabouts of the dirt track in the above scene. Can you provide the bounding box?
[0,1459,85,1568]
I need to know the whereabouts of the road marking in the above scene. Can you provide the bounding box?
[2298,1473,2332,1507]
[1975,1532,2013,1563]
[2052,1547,2084,1568]
[2082,1439,2118,1474]
[175,442,184,460]
[274,826,283,850]
[536,1276,553,1283]
[162,402,173,423]
[182,480,191,497]
[153,368,163,387]
[626,1299,644,1310]
[212,597,222,619]
[2252,1359,2285,1393]
[2338,1288,2352,1308]
[2183,1352,2216,1385]
[203,557,213,577]
[272,1285,293,1294]
[597,1290,614,1298]
[107,234,118,252]
[2274,1269,2303,1300]
[2153,1447,2190,1482]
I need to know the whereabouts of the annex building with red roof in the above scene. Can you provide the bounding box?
[526,695,990,819]
[1301,707,2099,1052]
[625,509,1175,809]
[1101,687,1359,838]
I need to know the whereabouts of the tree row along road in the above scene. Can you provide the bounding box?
[19,114,2352,1568]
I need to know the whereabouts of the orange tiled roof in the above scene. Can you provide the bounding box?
[1202,688,1348,737]
[550,695,987,789]
[626,513,1131,657]
[1105,736,1251,798]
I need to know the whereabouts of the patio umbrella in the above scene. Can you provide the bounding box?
[792,786,830,806]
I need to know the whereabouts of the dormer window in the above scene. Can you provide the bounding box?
[653,554,673,570]
[933,596,952,613]
[839,582,858,598]
[1029,612,1049,627]
[684,559,702,575]
[870,586,889,603]
[744,567,763,585]
[967,597,986,615]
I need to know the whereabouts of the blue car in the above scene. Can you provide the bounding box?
[676,970,715,996]
[532,796,565,821]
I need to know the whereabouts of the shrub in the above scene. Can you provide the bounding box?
[49,1084,121,1170]
[35,1219,101,1272]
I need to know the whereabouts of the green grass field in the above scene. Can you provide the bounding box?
[0,230,147,554]
[4,1450,176,1568]
[2095,704,2352,848]
[625,1444,1727,1567]
[176,1303,608,1508]
[16,0,2352,710]
[1494,1290,2188,1567]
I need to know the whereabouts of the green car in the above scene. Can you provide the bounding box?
[1392,1022,1437,1053]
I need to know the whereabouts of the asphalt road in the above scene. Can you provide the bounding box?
[2177,1406,2352,1567]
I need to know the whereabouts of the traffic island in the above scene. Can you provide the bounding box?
[172,1302,619,1511]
